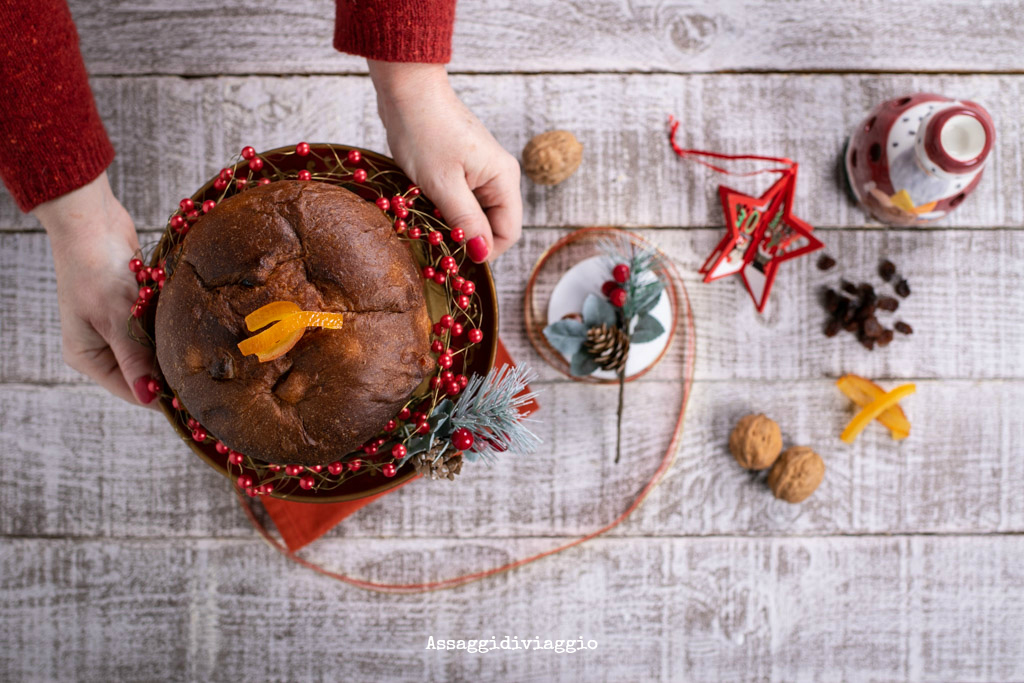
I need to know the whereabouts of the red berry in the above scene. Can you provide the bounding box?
[228,451,244,466]
[451,227,465,243]
[261,483,274,495]
[461,280,475,296]
[394,207,410,221]
[446,381,461,395]
[433,208,443,218]
[169,215,185,231]
[245,486,257,497]
[235,177,248,190]
[391,444,407,459]
[258,177,271,186]
[241,146,256,160]
[430,339,444,354]
[309,465,323,473]
[299,475,315,490]
[171,397,181,410]
[433,322,445,336]
[186,209,199,219]
[187,417,199,430]
[138,286,154,301]
[423,266,435,279]
[440,314,454,329]
[609,287,627,307]
[328,461,344,475]
[394,219,407,234]
[191,427,207,441]
[451,427,474,451]
[386,420,397,431]
[179,198,195,212]
[440,370,454,382]
[348,459,362,472]
[601,280,617,297]
[363,443,378,456]
[433,271,446,285]
[427,231,443,246]
[129,258,143,273]
[237,475,253,489]
[146,378,160,394]
[353,168,367,183]
[219,168,233,181]
[417,420,430,434]
[347,149,361,164]
[450,322,464,337]
[456,295,470,309]
[398,407,411,420]
[131,303,145,318]
[613,263,630,283]
[295,142,310,157]
[268,464,281,472]
[215,442,230,455]
[391,194,405,207]
[411,411,425,423]
[285,464,303,477]
[430,376,442,390]
[382,463,397,478]
[249,157,264,171]
[153,267,166,283]
[202,200,216,213]
[438,353,453,369]
[457,374,469,388]
[376,197,390,211]
[407,185,420,196]
[408,227,421,240]
[440,256,456,272]
[297,170,311,181]
[467,328,483,344]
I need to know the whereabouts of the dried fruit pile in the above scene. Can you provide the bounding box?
[818,256,914,350]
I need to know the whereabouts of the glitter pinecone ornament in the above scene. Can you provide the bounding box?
[583,324,630,372]
[411,443,464,481]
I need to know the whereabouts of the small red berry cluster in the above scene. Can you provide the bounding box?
[600,263,631,308]
[132,143,488,498]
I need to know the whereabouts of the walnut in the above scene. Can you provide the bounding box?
[728,414,782,469]
[522,130,583,185]
[767,446,825,503]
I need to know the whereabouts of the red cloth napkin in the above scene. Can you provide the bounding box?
[262,338,538,551]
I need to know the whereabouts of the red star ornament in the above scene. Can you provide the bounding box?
[701,166,824,312]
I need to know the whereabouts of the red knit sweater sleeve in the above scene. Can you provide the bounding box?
[0,0,114,213]
[334,0,456,63]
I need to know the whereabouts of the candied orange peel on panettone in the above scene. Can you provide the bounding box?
[237,301,344,362]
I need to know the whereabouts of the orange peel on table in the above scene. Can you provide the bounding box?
[836,374,912,440]
[839,381,916,444]
[237,301,344,363]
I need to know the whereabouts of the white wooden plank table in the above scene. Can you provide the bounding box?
[2,2,1024,681]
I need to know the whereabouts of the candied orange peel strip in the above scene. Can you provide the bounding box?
[237,303,344,362]
[840,383,915,444]
[836,374,911,440]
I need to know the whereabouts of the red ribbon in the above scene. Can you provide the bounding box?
[668,115,795,177]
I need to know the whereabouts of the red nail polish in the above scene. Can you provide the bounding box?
[467,236,489,263]
[133,376,156,404]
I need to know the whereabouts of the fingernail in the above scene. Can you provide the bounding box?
[133,376,156,404]
[467,236,489,263]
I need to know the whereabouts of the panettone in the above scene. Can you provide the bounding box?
[154,180,434,465]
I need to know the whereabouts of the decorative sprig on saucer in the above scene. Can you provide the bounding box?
[542,241,666,463]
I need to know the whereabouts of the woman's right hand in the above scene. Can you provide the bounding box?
[33,171,157,407]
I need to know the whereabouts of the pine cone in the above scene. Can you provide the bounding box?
[411,443,464,481]
[583,323,629,372]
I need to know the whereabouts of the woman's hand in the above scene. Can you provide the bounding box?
[33,172,157,407]
[368,60,522,263]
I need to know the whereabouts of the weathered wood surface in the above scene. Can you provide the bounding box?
[4,229,1022,386]
[3,377,1022,540]
[2,73,1023,230]
[3,536,1024,682]
[69,0,1024,76]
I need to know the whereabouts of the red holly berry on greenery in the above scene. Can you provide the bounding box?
[382,463,397,478]
[451,427,474,451]
[609,287,627,307]
[391,444,407,459]
[398,407,411,420]
[601,280,617,297]
[613,263,630,283]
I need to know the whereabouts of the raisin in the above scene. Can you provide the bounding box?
[841,280,859,296]
[894,279,911,298]
[877,296,899,312]
[844,320,860,332]
[895,321,913,335]
[858,282,876,300]
[879,259,897,281]
[824,318,842,337]
[854,302,877,321]
[858,334,875,351]
[817,254,837,270]
[842,304,858,325]
[877,329,894,347]
[862,316,883,339]
[824,288,841,314]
